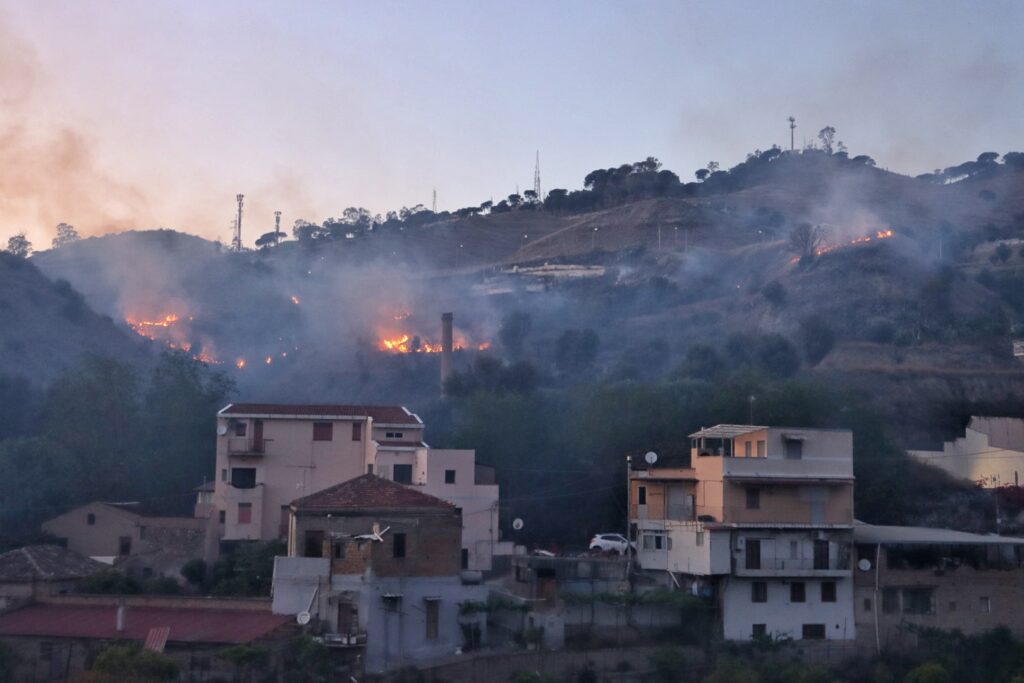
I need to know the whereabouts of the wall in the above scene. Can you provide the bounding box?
[719,482,854,526]
[909,419,1024,487]
[732,530,852,576]
[634,522,730,575]
[425,449,504,571]
[721,576,856,641]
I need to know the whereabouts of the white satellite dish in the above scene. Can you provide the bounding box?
[296,611,311,625]
[644,451,658,465]
[857,558,872,572]
[354,523,391,542]
[216,424,228,436]
[512,518,524,531]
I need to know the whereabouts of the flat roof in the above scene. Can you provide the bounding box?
[689,425,768,439]
[854,521,1024,546]
[219,403,422,425]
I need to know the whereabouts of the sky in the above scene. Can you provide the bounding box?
[1,0,1022,249]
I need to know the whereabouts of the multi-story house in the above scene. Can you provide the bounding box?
[210,403,510,570]
[271,475,488,675]
[630,424,856,641]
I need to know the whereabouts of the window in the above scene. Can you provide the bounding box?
[813,540,830,569]
[234,422,247,437]
[821,581,837,603]
[784,439,803,460]
[980,596,991,613]
[863,598,873,612]
[333,542,345,560]
[386,431,404,439]
[745,488,761,510]
[696,532,705,546]
[790,582,806,603]
[752,624,767,638]
[231,468,257,489]
[352,422,362,441]
[445,469,457,484]
[751,581,768,603]
[382,595,402,612]
[638,486,647,505]
[802,624,826,640]
[218,510,226,524]
[87,513,96,525]
[366,464,374,475]
[313,422,333,441]
[393,533,406,558]
[304,530,324,558]
[393,464,413,484]
[790,540,799,560]
[882,588,899,614]
[903,587,934,615]
[744,441,752,457]
[237,503,252,525]
[461,548,469,569]
[118,536,132,555]
[756,440,766,457]
[745,539,761,569]
[425,599,439,640]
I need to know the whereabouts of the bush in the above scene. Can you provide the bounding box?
[650,646,686,682]
[754,335,801,378]
[903,662,952,683]
[90,644,178,681]
[180,558,207,588]
[761,281,787,308]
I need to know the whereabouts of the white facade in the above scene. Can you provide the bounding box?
[211,404,509,570]
[721,576,855,641]
[909,417,1024,488]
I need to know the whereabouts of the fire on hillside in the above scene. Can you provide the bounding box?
[789,228,895,264]
[125,313,219,364]
[377,332,491,354]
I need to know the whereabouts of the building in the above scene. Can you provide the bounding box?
[909,416,1024,488]
[0,595,292,682]
[211,402,510,570]
[271,475,487,674]
[41,502,208,581]
[853,522,1024,652]
[0,545,105,610]
[630,425,856,642]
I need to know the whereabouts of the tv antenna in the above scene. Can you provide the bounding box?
[354,523,391,542]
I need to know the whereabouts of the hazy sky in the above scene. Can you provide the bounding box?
[2,0,1022,249]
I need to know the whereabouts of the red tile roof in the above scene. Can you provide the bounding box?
[220,403,420,425]
[0,604,290,644]
[291,474,455,512]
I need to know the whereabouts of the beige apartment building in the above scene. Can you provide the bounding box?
[210,403,510,571]
[630,425,856,641]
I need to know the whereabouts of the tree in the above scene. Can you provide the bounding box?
[903,662,952,683]
[5,233,31,258]
[788,223,825,261]
[51,223,80,249]
[695,168,710,182]
[555,329,599,373]
[817,126,837,154]
[499,311,532,357]
[706,161,720,173]
[254,231,280,248]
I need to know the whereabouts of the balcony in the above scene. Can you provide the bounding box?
[735,553,852,577]
[227,437,272,457]
[694,505,855,527]
[319,632,367,648]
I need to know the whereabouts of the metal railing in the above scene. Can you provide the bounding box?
[227,437,272,455]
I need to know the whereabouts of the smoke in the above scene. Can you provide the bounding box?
[0,21,155,249]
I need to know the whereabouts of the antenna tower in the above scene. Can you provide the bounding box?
[274,210,282,242]
[788,117,796,152]
[234,194,244,251]
[432,189,437,213]
[533,150,542,200]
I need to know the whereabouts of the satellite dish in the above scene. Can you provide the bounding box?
[644,451,658,465]
[857,558,872,572]
[296,611,311,625]
[512,518,524,531]
[216,424,228,436]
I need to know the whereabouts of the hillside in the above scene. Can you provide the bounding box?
[0,253,149,383]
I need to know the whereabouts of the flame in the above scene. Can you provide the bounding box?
[264,356,273,365]
[125,312,221,364]
[235,358,247,369]
[789,228,897,263]
[291,296,300,305]
[377,331,490,353]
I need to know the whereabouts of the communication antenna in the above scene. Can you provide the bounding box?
[788,117,796,151]
[432,188,437,213]
[296,611,311,625]
[234,194,244,251]
[274,210,282,242]
[644,451,658,465]
[512,518,524,531]
[533,150,542,200]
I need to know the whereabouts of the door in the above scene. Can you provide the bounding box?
[253,420,264,452]
[338,602,357,634]
[813,539,830,570]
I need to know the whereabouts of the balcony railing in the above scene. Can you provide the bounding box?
[227,437,272,456]
[735,554,851,576]
[694,506,854,527]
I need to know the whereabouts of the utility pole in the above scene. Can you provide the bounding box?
[234,194,244,252]
[432,189,437,213]
[533,150,542,201]
[274,210,282,244]
[788,117,796,152]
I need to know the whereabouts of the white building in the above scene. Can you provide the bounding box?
[630,425,856,641]
[210,403,511,570]
[909,416,1024,488]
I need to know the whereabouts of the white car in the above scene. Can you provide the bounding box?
[589,533,634,554]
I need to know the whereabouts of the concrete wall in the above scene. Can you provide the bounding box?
[721,576,856,641]
[635,523,730,575]
[719,482,854,526]
[909,418,1024,488]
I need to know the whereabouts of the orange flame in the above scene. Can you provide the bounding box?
[377,331,490,353]
[291,296,300,305]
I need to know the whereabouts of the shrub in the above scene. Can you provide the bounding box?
[903,662,951,683]
[650,646,685,683]
[90,644,178,681]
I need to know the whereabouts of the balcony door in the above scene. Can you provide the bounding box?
[745,538,761,570]
[813,540,829,570]
[253,420,264,452]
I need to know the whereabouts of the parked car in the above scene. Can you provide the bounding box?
[589,533,634,554]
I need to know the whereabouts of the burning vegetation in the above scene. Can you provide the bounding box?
[377,332,490,353]
[125,312,218,364]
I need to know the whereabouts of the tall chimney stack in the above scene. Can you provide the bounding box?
[441,312,454,393]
